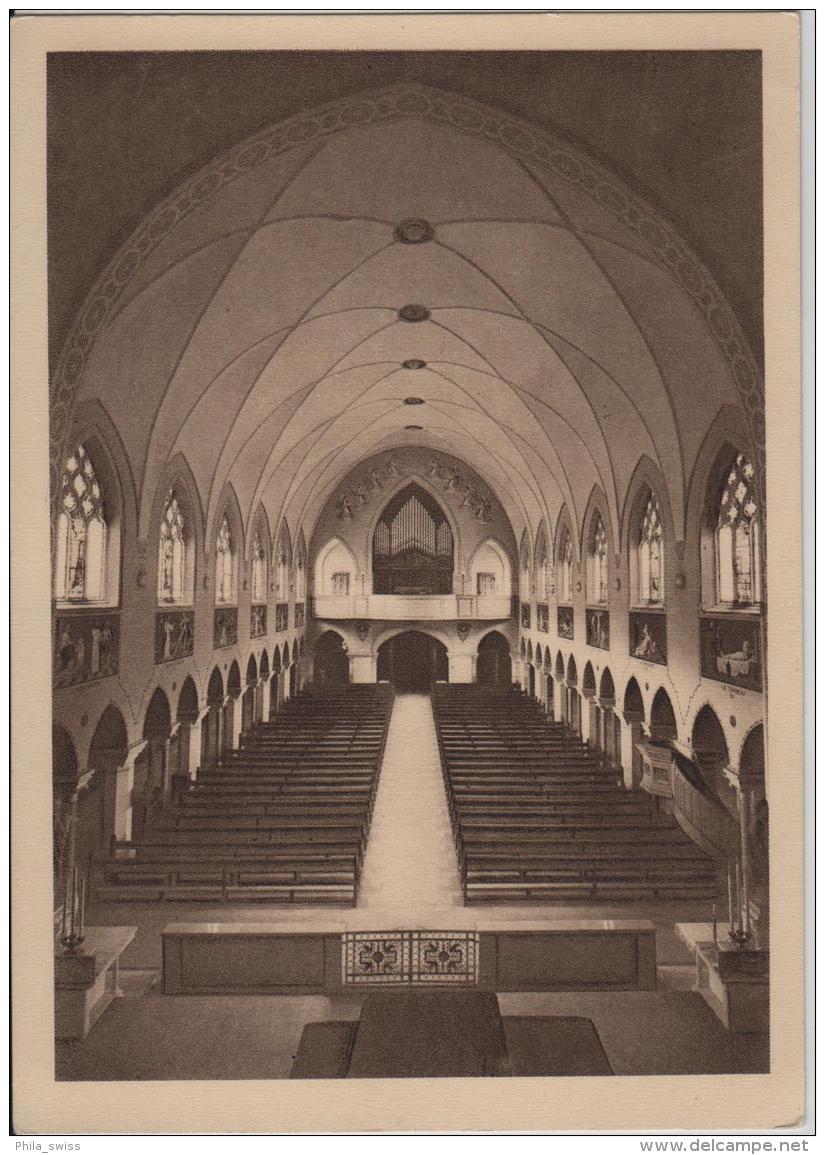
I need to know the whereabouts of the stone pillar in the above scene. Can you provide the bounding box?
[621,710,644,789]
[349,652,376,683]
[723,760,769,950]
[449,653,474,683]
[114,740,147,843]
[230,695,243,748]
[581,693,595,746]
[189,709,209,779]
[552,676,563,721]
[260,676,271,721]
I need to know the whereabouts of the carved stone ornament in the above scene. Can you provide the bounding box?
[355,621,371,642]
[456,622,471,642]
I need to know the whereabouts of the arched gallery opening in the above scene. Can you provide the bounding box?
[476,631,512,689]
[313,631,349,690]
[376,630,449,692]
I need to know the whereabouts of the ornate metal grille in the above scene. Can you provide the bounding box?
[342,931,479,986]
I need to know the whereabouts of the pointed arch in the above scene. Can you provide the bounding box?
[211,481,244,606]
[226,660,242,699]
[566,654,578,685]
[623,676,645,720]
[533,519,552,602]
[176,676,199,722]
[370,479,456,595]
[555,651,565,680]
[582,661,596,698]
[581,485,613,607]
[259,648,270,680]
[650,687,677,740]
[274,519,293,600]
[518,528,532,602]
[553,504,576,605]
[249,504,271,603]
[245,653,258,685]
[314,536,358,597]
[143,687,172,739]
[207,666,224,703]
[468,537,512,599]
[599,667,615,704]
[294,528,308,601]
[148,452,204,606]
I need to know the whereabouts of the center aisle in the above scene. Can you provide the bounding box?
[358,692,463,914]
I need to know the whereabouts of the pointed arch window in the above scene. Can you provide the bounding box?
[215,514,235,604]
[157,490,186,604]
[535,539,552,601]
[519,545,532,602]
[251,530,267,602]
[638,491,664,605]
[295,548,306,601]
[716,453,762,605]
[275,536,290,600]
[55,444,107,602]
[557,530,573,605]
[589,514,608,605]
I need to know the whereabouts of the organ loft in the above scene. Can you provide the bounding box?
[46,55,770,1084]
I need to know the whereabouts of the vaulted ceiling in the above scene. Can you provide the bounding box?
[56,82,762,558]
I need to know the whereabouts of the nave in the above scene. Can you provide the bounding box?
[60,687,767,1082]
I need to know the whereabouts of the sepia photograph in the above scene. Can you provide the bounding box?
[11,11,805,1136]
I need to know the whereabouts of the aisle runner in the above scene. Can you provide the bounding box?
[358,693,462,913]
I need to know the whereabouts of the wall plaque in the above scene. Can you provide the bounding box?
[54,611,119,688]
[213,606,238,649]
[629,610,667,665]
[700,614,762,692]
[586,608,610,650]
[557,605,574,640]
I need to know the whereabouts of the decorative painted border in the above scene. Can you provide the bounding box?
[49,83,764,513]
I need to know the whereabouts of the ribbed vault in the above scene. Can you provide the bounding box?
[53,83,762,557]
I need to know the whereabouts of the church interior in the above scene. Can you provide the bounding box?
[49,51,769,1081]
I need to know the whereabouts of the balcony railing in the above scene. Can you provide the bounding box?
[312,593,513,622]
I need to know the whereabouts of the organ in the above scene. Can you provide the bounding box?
[372,484,454,595]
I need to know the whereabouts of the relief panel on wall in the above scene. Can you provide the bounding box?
[213,607,238,650]
[294,603,305,629]
[250,604,267,639]
[700,614,762,692]
[54,611,119,688]
[275,603,288,632]
[586,608,610,650]
[537,603,550,633]
[557,605,574,640]
[155,609,194,664]
[521,603,531,629]
[629,610,667,665]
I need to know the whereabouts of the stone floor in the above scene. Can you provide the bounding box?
[357,693,463,912]
[60,692,769,1081]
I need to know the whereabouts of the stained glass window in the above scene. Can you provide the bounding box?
[520,545,531,601]
[295,549,306,600]
[215,514,234,604]
[716,453,761,605]
[276,536,289,600]
[589,514,608,604]
[55,445,106,601]
[251,531,266,602]
[158,490,186,604]
[557,530,573,605]
[638,491,664,604]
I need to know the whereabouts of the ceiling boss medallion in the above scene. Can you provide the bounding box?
[398,304,430,323]
[402,358,426,370]
[394,219,434,244]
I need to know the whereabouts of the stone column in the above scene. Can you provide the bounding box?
[723,760,769,949]
[113,740,148,843]
[189,709,209,779]
[621,709,644,790]
[230,695,243,748]
[260,676,271,721]
[581,692,595,746]
[349,652,376,683]
[449,653,474,683]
